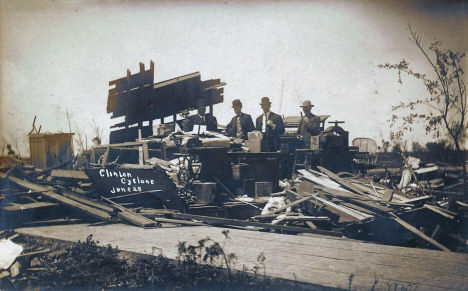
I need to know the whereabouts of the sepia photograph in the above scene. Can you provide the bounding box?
[0,0,467,290]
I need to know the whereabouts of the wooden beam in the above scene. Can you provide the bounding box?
[299,213,317,230]
[390,214,451,252]
[50,170,89,180]
[2,174,112,221]
[162,212,343,237]
[2,202,58,211]
[402,195,433,203]
[308,194,373,222]
[317,166,368,195]
[61,190,114,213]
[101,197,157,228]
[101,145,110,166]
[423,204,456,219]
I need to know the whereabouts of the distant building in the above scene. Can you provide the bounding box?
[352,138,377,155]
[29,132,75,170]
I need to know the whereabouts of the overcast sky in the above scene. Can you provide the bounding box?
[1,0,466,155]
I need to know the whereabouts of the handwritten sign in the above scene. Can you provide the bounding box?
[99,169,155,194]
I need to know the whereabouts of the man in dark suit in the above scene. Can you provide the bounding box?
[297,100,321,148]
[185,99,218,132]
[255,97,285,152]
[226,99,255,140]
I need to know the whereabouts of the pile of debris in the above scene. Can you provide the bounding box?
[1,152,466,253]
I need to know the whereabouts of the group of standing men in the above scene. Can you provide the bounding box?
[185,97,321,152]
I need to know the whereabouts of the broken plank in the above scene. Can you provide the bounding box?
[2,202,58,211]
[307,193,373,222]
[61,190,114,212]
[402,195,433,203]
[423,204,456,219]
[313,185,394,213]
[2,174,112,221]
[299,213,317,230]
[101,197,157,228]
[317,166,368,195]
[276,216,330,221]
[297,169,343,191]
[165,212,343,237]
[338,202,377,216]
[390,214,451,252]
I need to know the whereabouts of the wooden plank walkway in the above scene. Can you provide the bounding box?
[15,223,468,290]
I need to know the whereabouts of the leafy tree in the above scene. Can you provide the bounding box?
[411,141,423,153]
[392,143,402,155]
[380,139,390,153]
[379,25,467,199]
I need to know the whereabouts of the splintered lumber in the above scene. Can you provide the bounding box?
[101,197,157,228]
[423,204,456,219]
[457,201,468,207]
[317,166,368,195]
[381,189,394,202]
[307,193,373,222]
[298,169,343,190]
[2,202,58,211]
[274,216,329,222]
[1,174,112,221]
[299,212,317,230]
[313,185,394,213]
[259,194,315,217]
[390,214,451,252]
[161,212,343,237]
[61,190,114,212]
[401,195,433,203]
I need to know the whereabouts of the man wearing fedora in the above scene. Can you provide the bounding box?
[255,97,285,152]
[226,99,255,140]
[185,99,218,132]
[298,100,321,148]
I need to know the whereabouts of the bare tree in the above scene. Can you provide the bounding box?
[0,137,7,155]
[379,25,467,198]
[91,118,104,141]
[74,128,86,154]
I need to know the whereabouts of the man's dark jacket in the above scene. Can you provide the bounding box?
[255,112,285,152]
[185,114,218,132]
[226,113,255,139]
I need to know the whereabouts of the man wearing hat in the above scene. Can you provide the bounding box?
[255,97,285,152]
[226,99,255,139]
[185,99,218,132]
[298,100,321,148]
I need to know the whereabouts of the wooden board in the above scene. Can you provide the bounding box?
[2,174,111,221]
[2,202,58,211]
[164,212,342,237]
[50,170,89,180]
[15,223,468,291]
[317,166,368,195]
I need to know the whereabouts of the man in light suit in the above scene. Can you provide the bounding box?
[255,97,285,152]
[185,99,218,132]
[226,99,255,140]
